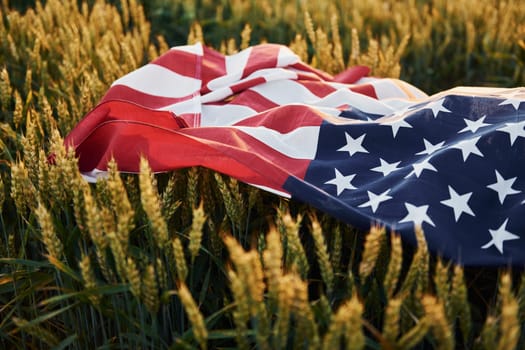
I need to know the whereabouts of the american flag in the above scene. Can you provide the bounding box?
[65,43,525,266]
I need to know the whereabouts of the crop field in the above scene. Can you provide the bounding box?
[0,0,525,349]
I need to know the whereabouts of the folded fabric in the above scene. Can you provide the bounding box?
[65,43,525,266]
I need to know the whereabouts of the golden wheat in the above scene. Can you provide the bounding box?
[310,214,334,292]
[178,283,208,349]
[172,236,188,282]
[34,202,63,261]
[262,227,283,299]
[422,295,454,350]
[449,264,471,339]
[142,263,159,313]
[279,210,309,277]
[125,257,142,300]
[498,273,520,350]
[359,225,385,280]
[188,202,206,262]
[1,0,525,349]
[139,157,169,249]
[383,233,403,297]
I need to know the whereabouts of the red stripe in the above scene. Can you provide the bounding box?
[290,62,333,81]
[177,112,201,127]
[233,104,324,133]
[334,66,370,84]
[297,80,337,98]
[242,44,280,79]
[183,127,310,180]
[228,90,280,113]
[200,46,227,92]
[152,49,200,79]
[65,101,186,150]
[230,76,267,94]
[350,84,378,99]
[101,85,196,109]
[295,72,324,81]
[72,117,310,192]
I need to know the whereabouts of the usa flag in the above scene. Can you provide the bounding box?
[65,43,525,266]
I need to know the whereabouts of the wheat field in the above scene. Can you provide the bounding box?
[1,0,525,349]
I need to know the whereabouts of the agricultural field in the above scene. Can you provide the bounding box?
[0,0,525,348]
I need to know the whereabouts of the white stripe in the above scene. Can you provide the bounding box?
[245,67,297,81]
[277,45,300,67]
[200,104,257,126]
[112,64,200,98]
[170,42,203,55]
[354,77,376,84]
[160,97,202,116]
[288,68,324,80]
[309,89,395,114]
[399,81,428,98]
[200,87,233,104]
[235,125,319,159]
[355,77,428,99]
[250,79,321,105]
[206,47,252,90]
[81,169,108,183]
[371,80,408,100]
[381,99,420,110]
[443,86,515,96]
[368,79,427,100]
[249,183,291,198]
[251,80,395,115]
[203,68,298,104]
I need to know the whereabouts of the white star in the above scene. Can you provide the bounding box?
[440,186,475,222]
[481,219,519,254]
[371,158,401,176]
[337,132,368,156]
[487,170,520,204]
[416,139,446,156]
[358,189,392,213]
[382,117,413,137]
[399,203,435,227]
[498,90,524,110]
[450,136,484,162]
[458,115,490,133]
[497,120,525,146]
[423,98,451,118]
[405,157,437,178]
[325,168,356,196]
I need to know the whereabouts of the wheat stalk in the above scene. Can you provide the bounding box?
[139,157,169,250]
[178,283,208,349]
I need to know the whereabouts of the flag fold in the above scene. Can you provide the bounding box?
[65,43,525,266]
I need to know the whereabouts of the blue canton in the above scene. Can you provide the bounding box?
[284,90,525,266]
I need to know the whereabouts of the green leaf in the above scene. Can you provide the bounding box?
[17,303,78,328]
[45,255,81,282]
[0,258,51,269]
[207,329,255,339]
[52,333,78,350]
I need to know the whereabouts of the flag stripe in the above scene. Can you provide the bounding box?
[101,85,196,110]
[65,42,525,266]
[243,44,280,78]
[206,47,252,90]
[201,104,258,126]
[200,46,227,90]
[233,104,324,133]
[234,125,320,159]
[73,118,311,192]
[152,45,202,79]
[227,89,280,113]
[111,64,201,98]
